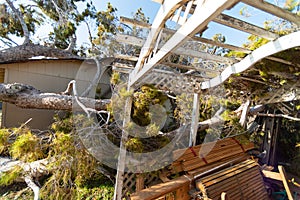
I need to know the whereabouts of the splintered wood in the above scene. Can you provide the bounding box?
[171,137,254,175]
[196,159,269,200]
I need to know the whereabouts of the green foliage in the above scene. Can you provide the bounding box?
[132,85,168,126]
[125,138,143,153]
[0,3,42,40]
[0,166,22,186]
[10,130,44,162]
[0,129,10,155]
[174,93,193,124]
[110,71,121,85]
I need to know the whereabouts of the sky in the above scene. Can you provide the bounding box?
[0,0,290,47]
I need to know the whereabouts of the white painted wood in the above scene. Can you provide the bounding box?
[201,30,300,89]
[152,0,164,4]
[114,54,138,61]
[171,6,183,24]
[242,0,300,26]
[213,14,278,40]
[189,93,200,146]
[178,1,193,25]
[118,18,252,53]
[130,0,240,87]
[134,0,188,73]
[116,34,237,63]
[113,96,133,200]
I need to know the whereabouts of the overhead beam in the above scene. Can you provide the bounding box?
[213,13,279,40]
[129,0,240,87]
[135,0,189,72]
[120,17,252,53]
[120,17,151,29]
[201,30,300,89]
[116,34,237,64]
[241,0,300,26]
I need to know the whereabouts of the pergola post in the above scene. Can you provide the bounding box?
[113,93,133,200]
[189,93,200,146]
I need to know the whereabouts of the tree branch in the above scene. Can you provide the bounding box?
[81,57,115,97]
[256,113,300,121]
[0,83,110,111]
[5,0,30,44]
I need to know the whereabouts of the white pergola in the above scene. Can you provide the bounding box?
[113,0,300,199]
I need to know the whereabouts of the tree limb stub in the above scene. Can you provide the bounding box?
[0,83,110,111]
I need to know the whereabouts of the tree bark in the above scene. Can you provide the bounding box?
[0,43,80,64]
[0,83,110,111]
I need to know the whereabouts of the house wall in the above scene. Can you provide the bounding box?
[1,59,110,130]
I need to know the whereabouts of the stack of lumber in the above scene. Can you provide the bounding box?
[196,159,269,200]
[171,137,255,175]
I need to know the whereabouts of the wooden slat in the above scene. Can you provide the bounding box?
[262,170,283,181]
[213,13,278,40]
[119,18,252,53]
[130,175,191,200]
[196,159,268,200]
[201,30,300,89]
[120,17,151,29]
[114,54,138,61]
[278,165,294,200]
[116,33,237,63]
[129,0,240,87]
[241,0,300,26]
[134,0,189,72]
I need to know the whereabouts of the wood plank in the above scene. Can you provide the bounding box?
[120,17,151,29]
[201,30,300,89]
[114,54,139,61]
[116,33,237,64]
[129,0,240,87]
[262,170,283,181]
[213,13,278,40]
[278,165,294,200]
[118,19,252,53]
[241,0,300,26]
[134,0,189,72]
[130,175,191,200]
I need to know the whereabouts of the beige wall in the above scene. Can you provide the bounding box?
[1,59,110,130]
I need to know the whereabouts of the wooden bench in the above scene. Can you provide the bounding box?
[130,137,255,200]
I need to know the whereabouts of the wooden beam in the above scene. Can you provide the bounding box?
[161,61,220,75]
[201,30,300,89]
[152,0,164,4]
[129,0,240,87]
[134,0,189,72]
[213,13,278,40]
[116,34,237,63]
[190,93,200,146]
[119,17,252,53]
[120,17,151,29]
[241,0,300,26]
[278,165,294,200]
[262,170,282,181]
[114,54,139,62]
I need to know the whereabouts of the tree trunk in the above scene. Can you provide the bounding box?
[0,83,110,111]
[0,43,80,63]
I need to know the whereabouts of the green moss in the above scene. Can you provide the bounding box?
[125,138,143,153]
[0,166,22,186]
[0,129,10,155]
[10,131,44,162]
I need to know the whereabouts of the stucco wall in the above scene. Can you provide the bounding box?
[1,59,110,130]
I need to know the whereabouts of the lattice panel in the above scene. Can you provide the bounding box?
[134,70,203,94]
[258,82,300,104]
[122,173,136,198]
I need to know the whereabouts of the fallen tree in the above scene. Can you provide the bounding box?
[0,82,110,111]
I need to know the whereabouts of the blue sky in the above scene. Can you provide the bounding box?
[90,0,283,46]
[0,0,289,47]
